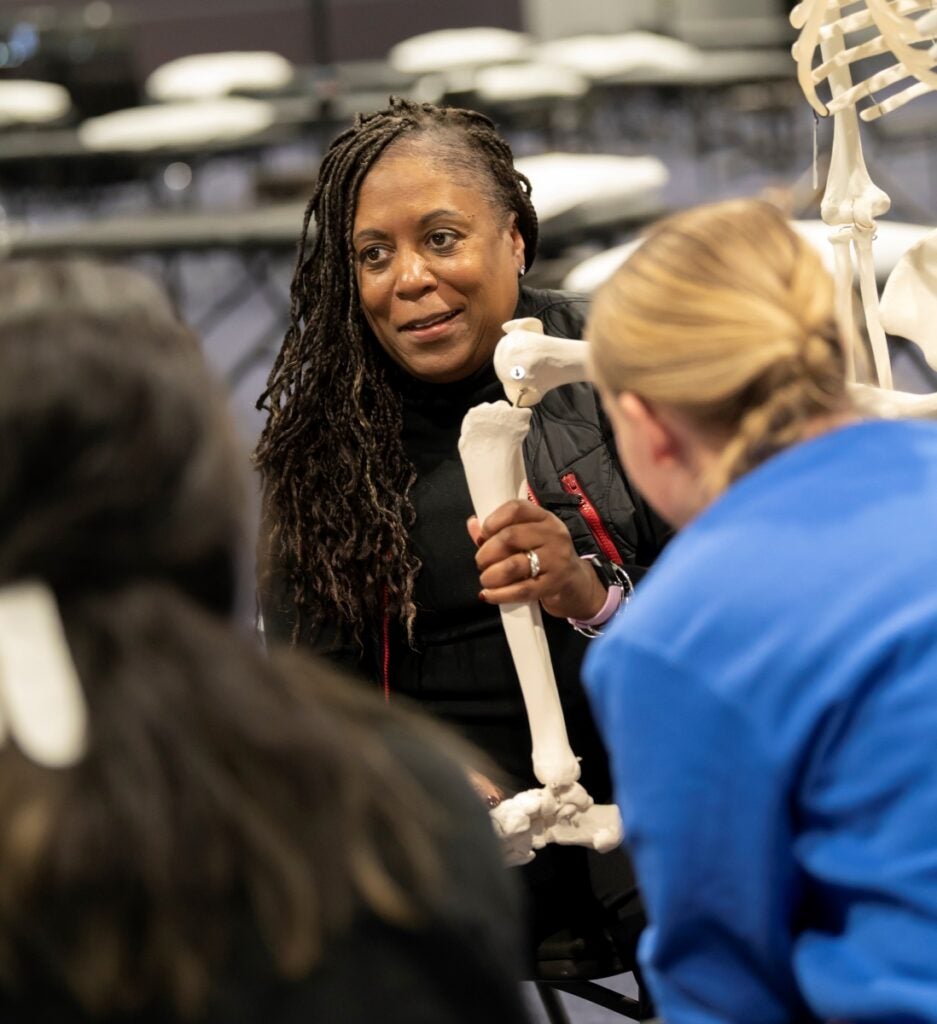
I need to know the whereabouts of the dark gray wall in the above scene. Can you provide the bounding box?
[0,0,523,73]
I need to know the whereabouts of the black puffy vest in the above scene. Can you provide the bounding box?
[518,287,670,575]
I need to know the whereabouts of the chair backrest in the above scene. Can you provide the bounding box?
[388,27,531,76]
[533,32,701,81]
[145,51,294,103]
[516,152,669,221]
[77,98,276,152]
[0,80,71,129]
[473,62,588,104]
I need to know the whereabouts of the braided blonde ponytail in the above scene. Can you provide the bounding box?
[589,199,851,499]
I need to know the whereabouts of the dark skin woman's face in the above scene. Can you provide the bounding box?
[352,139,526,384]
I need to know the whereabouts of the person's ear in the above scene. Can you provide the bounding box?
[617,393,681,469]
[508,214,526,274]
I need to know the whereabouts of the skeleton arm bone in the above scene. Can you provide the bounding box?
[819,29,891,229]
[831,231,860,382]
[818,19,893,384]
[854,228,894,389]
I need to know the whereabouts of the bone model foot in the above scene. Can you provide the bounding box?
[491,782,624,867]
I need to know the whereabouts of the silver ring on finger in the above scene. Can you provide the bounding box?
[526,549,541,580]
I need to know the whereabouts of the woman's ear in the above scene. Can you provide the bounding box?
[508,215,526,273]
[616,393,711,528]
[618,393,681,469]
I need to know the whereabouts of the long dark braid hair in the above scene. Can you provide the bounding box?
[255,97,539,648]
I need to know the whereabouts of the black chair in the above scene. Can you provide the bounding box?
[532,923,647,1022]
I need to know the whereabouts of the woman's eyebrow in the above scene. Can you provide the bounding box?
[352,227,390,246]
[353,209,466,246]
[418,208,464,227]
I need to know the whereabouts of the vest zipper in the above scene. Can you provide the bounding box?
[560,472,624,565]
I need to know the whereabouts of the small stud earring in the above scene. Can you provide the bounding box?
[518,265,526,277]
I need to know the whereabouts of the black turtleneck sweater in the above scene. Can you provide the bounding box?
[260,288,649,973]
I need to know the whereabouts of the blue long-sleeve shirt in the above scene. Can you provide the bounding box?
[584,419,937,1023]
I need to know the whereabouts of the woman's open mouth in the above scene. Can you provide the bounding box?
[401,309,461,341]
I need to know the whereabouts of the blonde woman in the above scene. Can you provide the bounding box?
[583,199,937,1023]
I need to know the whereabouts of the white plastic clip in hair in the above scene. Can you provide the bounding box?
[0,581,88,768]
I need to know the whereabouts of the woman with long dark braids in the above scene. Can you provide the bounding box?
[257,98,670,998]
[257,100,541,645]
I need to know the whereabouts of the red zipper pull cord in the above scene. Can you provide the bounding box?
[560,472,624,566]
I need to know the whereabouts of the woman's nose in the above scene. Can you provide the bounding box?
[395,249,436,298]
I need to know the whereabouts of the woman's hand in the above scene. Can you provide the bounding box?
[467,500,606,621]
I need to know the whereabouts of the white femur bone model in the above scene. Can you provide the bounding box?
[791,0,937,416]
[459,318,622,867]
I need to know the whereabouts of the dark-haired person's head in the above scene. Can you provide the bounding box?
[0,260,460,1019]
[0,259,244,614]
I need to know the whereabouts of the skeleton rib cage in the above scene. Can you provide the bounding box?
[790,0,937,413]
[794,0,937,122]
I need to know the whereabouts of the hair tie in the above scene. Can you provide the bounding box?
[797,328,836,375]
[0,582,88,768]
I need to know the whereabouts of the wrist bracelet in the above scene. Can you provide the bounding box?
[567,555,634,638]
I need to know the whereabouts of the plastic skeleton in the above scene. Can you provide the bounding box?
[458,318,622,867]
[791,0,937,416]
